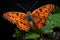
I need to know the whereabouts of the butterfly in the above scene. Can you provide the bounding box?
[3,4,55,32]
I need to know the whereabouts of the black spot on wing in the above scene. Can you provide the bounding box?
[10,16,11,17]
[39,9,42,12]
[36,11,39,14]
[12,16,14,18]
[20,21,26,26]
[49,6,51,9]
[20,22,23,23]
[37,21,40,23]
[20,14,23,19]
[45,10,48,12]
[43,6,46,8]
[48,9,49,10]
[16,13,18,16]
[24,23,26,25]
[7,14,9,16]
[37,18,42,23]
[35,11,39,16]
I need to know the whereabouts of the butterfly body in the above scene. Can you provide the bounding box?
[3,4,55,31]
[27,11,33,21]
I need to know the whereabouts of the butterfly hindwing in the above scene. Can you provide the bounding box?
[32,4,55,29]
[3,12,30,31]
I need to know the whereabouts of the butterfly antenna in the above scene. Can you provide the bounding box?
[17,3,27,11]
[30,1,38,10]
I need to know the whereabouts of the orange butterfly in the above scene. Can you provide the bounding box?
[3,4,55,32]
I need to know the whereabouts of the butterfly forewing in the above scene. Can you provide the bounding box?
[32,4,55,29]
[3,12,30,31]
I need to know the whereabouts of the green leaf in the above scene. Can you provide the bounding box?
[15,28,20,37]
[15,28,21,40]
[25,32,40,39]
[49,6,60,27]
[15,28,27,40]
[41,20,53,34]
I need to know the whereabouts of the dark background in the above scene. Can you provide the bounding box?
[0,0,60,40]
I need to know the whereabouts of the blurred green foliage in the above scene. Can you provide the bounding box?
[25,32,40,39]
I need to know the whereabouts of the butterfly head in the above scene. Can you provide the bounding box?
[27,11,31,14]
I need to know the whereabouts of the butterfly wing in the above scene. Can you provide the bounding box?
[3,12,30,31]
[32,4,55,29]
